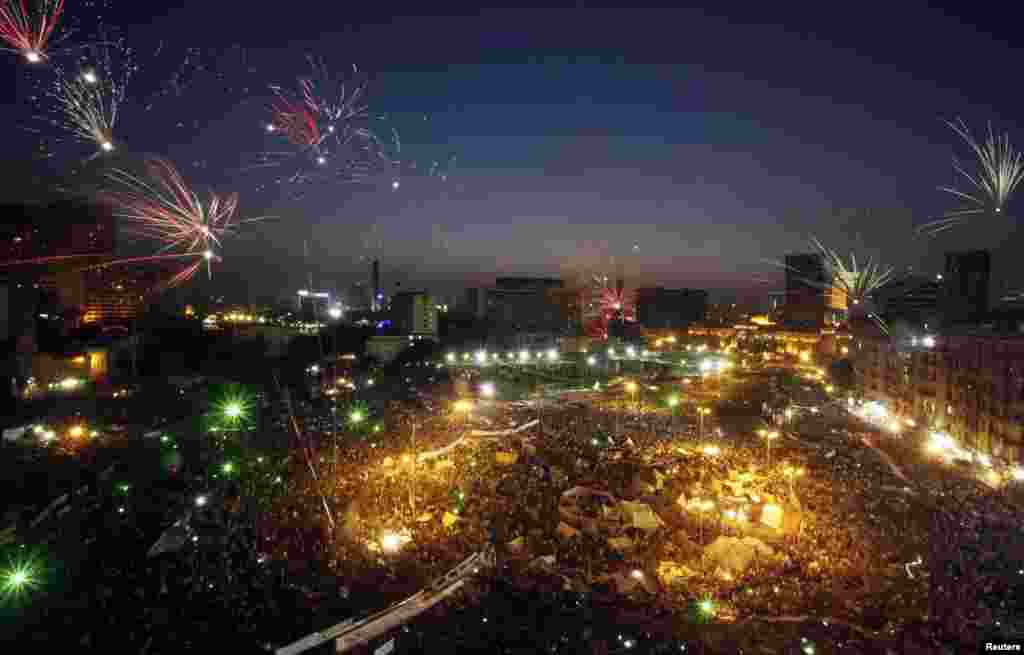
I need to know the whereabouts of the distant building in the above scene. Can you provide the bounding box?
[783,253,828,328]
[391,291,438,336]
[877,275,943,329]
[371,259,382,312]
[545,286,585,333]
[494,277,563,292]
[464,277,568,339]
[943,249,990,326]
[635,287,707,329]
[463,287,488,319]
[346,282,370,312]
[296,290,331,322]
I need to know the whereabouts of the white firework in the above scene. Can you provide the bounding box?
[921,118,1024,235]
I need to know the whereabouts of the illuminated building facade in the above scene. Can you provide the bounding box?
[635,287,707,329]
[854,330,1024,463]
[783,253,828,328]
[391,291,438,336]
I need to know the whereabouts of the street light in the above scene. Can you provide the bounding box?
[697,407,711,439]
[759,429,780,467]
[224,402,243,420]
[625,381,639,415]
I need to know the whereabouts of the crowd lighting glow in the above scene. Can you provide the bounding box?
[479,382,495,398]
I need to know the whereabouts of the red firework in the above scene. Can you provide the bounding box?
[104,157,253,282]
[0,0,64,63]
[584,285,635,339]
[269,91,322,148]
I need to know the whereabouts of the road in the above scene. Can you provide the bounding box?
[275,550,493,655]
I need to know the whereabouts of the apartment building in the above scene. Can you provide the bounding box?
[854,330,1024,462]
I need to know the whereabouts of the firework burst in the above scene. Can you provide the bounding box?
[49,48,128,156]
[920,119,1024,235]
[584,274,634,338]
[0,0,64,63]
[105,158,260,281]
[810,237,896,307]
[257,61,392,192]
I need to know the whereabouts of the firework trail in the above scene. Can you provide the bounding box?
[0,0,64,63]
[268,88,322,148]
[809,236,896,307]
[299,58,371,136]
[105,158,262,281]
[768,238,895,334]
[49,46,128,156]
[920,119,1024,235]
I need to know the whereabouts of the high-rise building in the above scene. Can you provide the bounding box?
[876,275,943,328]
[635,287,707,328]
[371,259,381,312]
[391,291,438,335]
[784,253,828,328]
[463,287,487,318]
[943,250,990,326]
[296,289,331,322]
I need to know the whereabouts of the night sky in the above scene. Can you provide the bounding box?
[2,2,1023,304]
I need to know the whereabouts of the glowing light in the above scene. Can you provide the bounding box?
[626,346,636,357]
[350,410,365,424]
[922,335,936,348]
[195,495,207,507]
[222,461,234,474]
[587,355,597,366]
[68,425,84,438]
[379,530,411,553]
[480,382,495,398]
[475,350,487,364]
[446,353,455,363]
[697,598,716,617]
[391,179,400,190]
[630,569,644,580]
[453,400,473,414]
[625,381,638,393]
[702,445,721,457]
[667,395,679,408]
[2,560,38,596]
[546,348,558,361]
[1012,467,1024,482]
